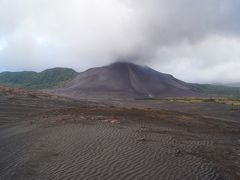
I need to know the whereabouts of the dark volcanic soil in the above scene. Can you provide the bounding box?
[0,87,240,180]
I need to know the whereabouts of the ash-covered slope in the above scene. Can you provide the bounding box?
[53,62,197,98]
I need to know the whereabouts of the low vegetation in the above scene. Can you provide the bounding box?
[166,97,240,112]
[165,97,240,106]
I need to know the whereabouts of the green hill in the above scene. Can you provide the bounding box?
[0,68,78,89]
[225,82,240,87]
[189,83,240,97]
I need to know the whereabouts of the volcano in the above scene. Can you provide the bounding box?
[52,62,197,99]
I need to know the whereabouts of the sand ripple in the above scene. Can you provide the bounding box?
[0,116,239,180]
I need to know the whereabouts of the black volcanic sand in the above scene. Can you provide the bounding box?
[1,90,240,179]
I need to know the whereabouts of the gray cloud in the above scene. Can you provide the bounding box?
[120,0,240,57]
[0,0,240,82]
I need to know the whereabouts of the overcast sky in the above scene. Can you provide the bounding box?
[0,0,240,83]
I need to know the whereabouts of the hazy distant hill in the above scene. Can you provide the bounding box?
[189,83,240,97]
[225,82,240,88]
[52,62,198,98]
[0,68,77,89]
